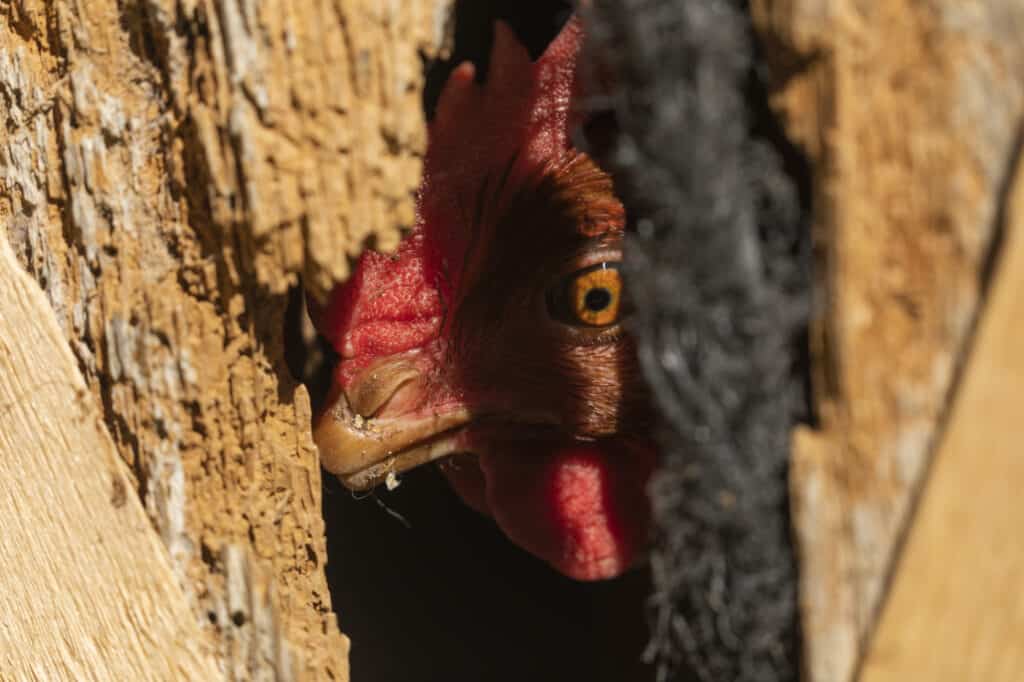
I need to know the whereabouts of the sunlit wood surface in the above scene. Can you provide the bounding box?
[0,238,218,680]
[860,148,1024,682]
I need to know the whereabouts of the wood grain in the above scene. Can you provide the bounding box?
[858,138,1024,682]
[750,3,1024,679]
[0,2,452,677]
[0,237,219,680]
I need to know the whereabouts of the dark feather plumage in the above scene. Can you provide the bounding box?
[583,1,811,680]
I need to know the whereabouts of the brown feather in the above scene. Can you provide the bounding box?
[450,151,651,441]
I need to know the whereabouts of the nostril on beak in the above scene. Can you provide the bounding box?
[346,360,421,418]
[314,358,471,488]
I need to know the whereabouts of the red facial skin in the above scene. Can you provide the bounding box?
[313,17,654,581]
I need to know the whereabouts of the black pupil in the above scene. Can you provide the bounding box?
[584,287,612,312]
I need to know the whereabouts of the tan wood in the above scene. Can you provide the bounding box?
[0,237,220,681]
[858,138,1024,682]
[0,2,452,678]
[750,3,1024,679]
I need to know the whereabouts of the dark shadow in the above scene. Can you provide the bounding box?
[745,17,817,430]
[323,467,650,682]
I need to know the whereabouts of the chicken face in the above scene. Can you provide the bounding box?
[312,16,655,580]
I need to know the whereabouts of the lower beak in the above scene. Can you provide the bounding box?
[313,380,472,491]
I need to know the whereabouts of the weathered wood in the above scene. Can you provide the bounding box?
[0,1,451,679]
[0,236,220,681]
[858,131,1024,682]
[750,2,1024,681]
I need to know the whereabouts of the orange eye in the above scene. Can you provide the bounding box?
[567,264,622,327]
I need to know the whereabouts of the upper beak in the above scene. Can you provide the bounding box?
[313,359,472,490]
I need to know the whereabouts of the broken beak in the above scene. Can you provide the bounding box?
[313,359,472,491]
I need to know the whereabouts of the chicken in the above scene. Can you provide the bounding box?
[310,15,654,581]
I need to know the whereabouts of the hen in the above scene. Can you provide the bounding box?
[311,15,653,581]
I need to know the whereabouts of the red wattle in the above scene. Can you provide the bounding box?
[449,443,655,581]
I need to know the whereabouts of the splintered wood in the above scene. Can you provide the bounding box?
[751,1,1024,681]
[0,238,219,681]
[0,1,452,679]
[860,126,1024,682]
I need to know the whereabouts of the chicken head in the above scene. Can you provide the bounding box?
[311,16,655,581]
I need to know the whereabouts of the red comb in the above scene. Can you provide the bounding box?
[420,16,584,305]
[316,18,584,377]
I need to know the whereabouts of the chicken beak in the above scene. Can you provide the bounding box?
[313,360,472,491]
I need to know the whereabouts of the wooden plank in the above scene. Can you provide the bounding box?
[859,145,1024,681]
[751,3,1024,679]
[0,2,453,675]
[0,238,219,681]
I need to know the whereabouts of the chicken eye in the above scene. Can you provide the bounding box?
[548,263,623,327]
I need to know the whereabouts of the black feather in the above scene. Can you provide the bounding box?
[583,1,811,680]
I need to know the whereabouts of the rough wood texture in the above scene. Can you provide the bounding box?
[859,114,1024,682]
[0,236,220,681]
[0,1,451,679]
[750,2,1024,681]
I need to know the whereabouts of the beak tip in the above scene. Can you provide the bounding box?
[312,376,472,490]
